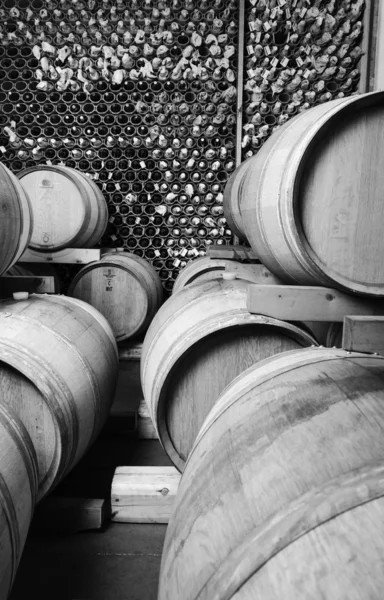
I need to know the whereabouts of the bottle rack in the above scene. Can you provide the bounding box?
[0,0,373,293]
[0,0,239,293]
[241,0,367,160]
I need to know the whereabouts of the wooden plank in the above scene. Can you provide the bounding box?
[247,285,384,322]
[358,0,376,93]
[235,0,245,168]
[342,316,384,356]
[32,497,108,533]
[18,248,101,264]
[225,263,282,285]
[374,0,384,89]
[111,466,180,524]
[138,399,157,440]
[208,245,259,261]
[0,275,55,298]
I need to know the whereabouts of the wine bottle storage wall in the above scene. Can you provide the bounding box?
[0,0,238,293]
[242,0,366,159]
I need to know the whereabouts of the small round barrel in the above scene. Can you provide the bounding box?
[0,404,37,599]
[0,161,33,275]
[160,348,384,600]
[0,294,118,500]
[223,157,252,243]
[141,278,317,471]
[172,257,281,294]
[240,91,384,296]
[68,251,163,342]
[18,165,108,252]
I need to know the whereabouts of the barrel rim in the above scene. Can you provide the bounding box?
[223,156,253,243]
[0,401,38,592]
[65,167,109,247]
[0,338,73,500]
[190,462,384,600]
[18,165,92,251]
[172,257,230,294]
[243,99,348,286]
[154,315,317,471]
[0,162,32,274]
[67,258,151,341]
[291,91,384,295]
[242,90,384,295]
[188,347,384,469]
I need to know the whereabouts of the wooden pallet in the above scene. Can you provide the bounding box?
[111,467,180,524]
[207,244,259,262]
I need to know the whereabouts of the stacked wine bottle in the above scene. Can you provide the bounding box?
[242,0,366,158]
[0,0,238,292]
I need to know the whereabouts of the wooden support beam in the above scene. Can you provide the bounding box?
[208,245,259,262]
[19,248,101,264]
[358,0,377,92]
[111,466,180,523]
[0,275,55,298]
[342,316,384,356]
[235,0,245,168]
[225,263,282,285]
[247,285,384,322]
[32,497,108,533]
[374,0,384,89]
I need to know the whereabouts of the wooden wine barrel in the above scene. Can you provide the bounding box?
[0,403,37,599]
[0,162,33,276]
[223,157,253,243]
[172,257,281,294]
[141,278,317,471]
[241,91,384,296]
[18,165,108,251]
[68,251,163,342]
[0,294,118,499]
[160,347,384,600]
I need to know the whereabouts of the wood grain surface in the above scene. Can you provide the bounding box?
[0,294,118,500]
[159,347,384,600]
[0,403,37,599]
[241,91,384,296]
[247,285,384,321]
[342,316,384,356]
[173,257,281,294]
[141,278,317,470]
[18,166,108,251]
[111,466,180,524]
[223,157,252,243]
[0,162,32,276]
[68,251,163,342]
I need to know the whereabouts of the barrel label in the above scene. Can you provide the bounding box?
[103,268,116,292]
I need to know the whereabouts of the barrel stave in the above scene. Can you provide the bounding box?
[159,349,384,600]
[0,294,118,499]
[69,252,163,342]
[142,279,317,471]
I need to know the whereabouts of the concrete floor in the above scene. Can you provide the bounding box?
[10,437,172,600]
